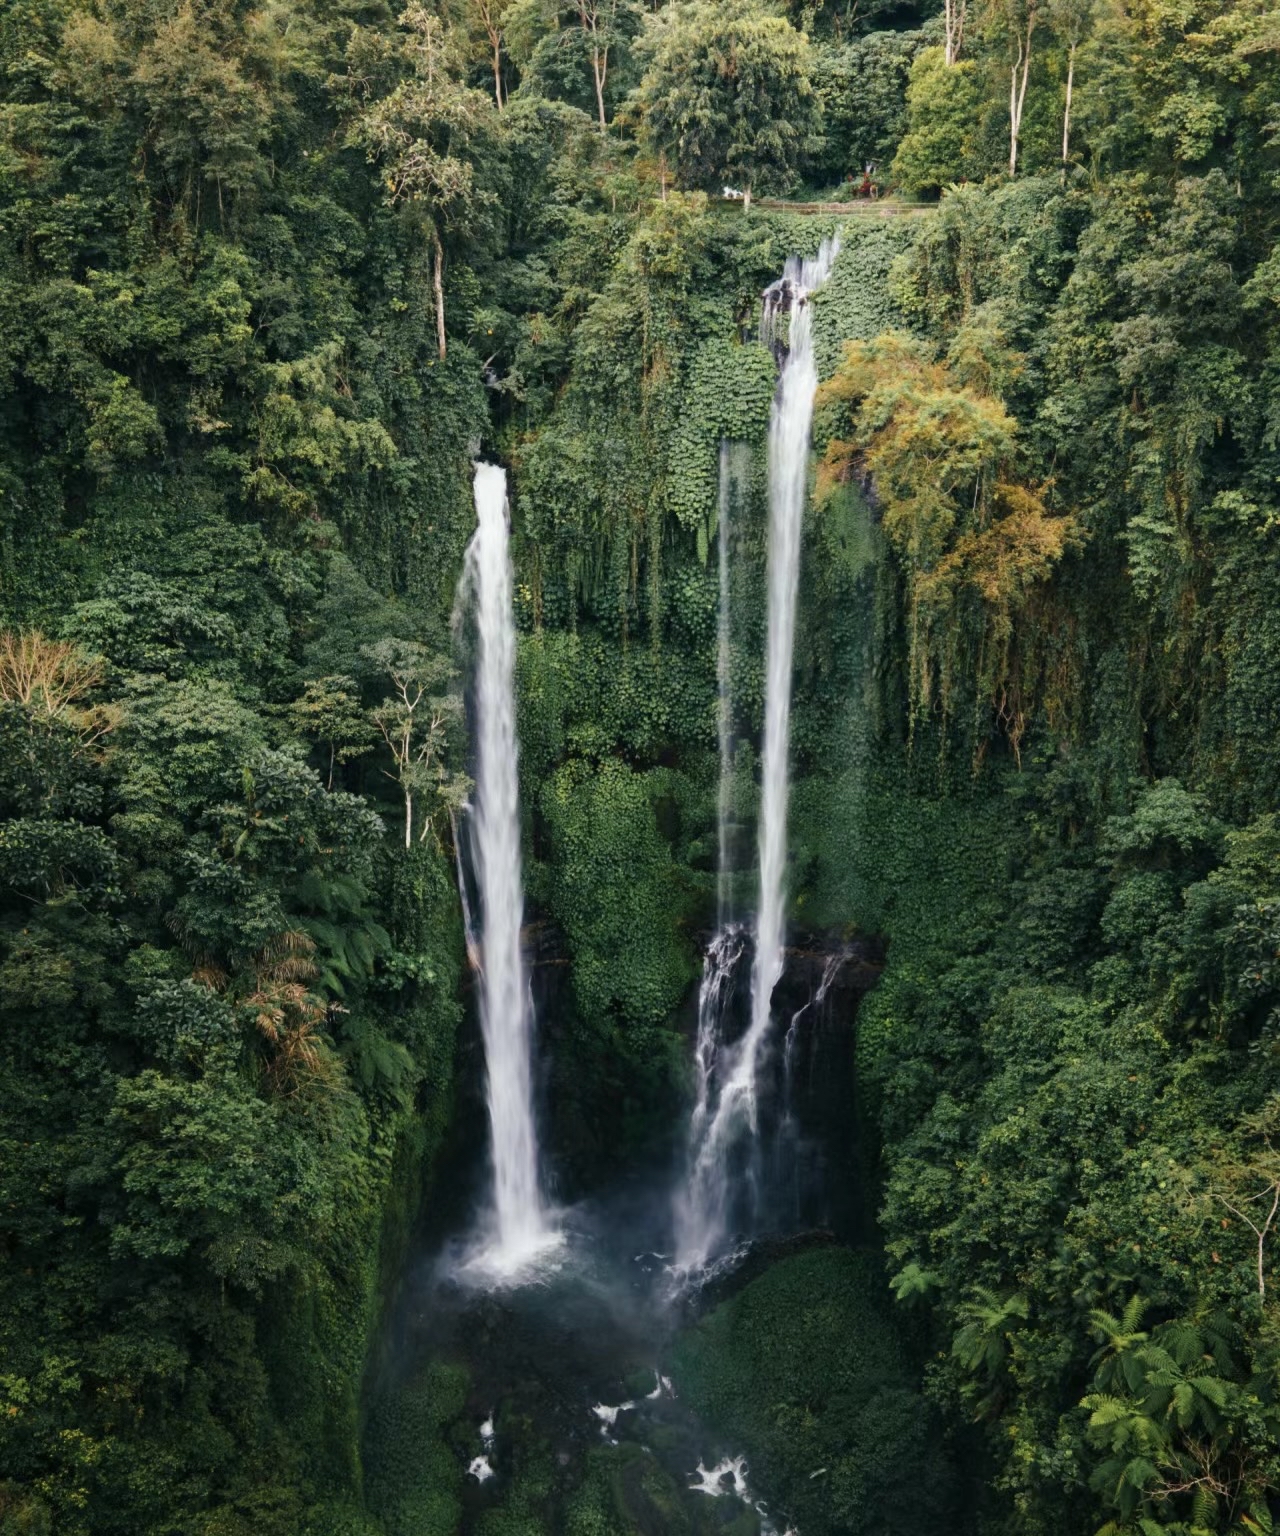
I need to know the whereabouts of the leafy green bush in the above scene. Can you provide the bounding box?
[674,1249,954,1535]
[890,49,980,195]
[364,1363,469,1536]
[811,31,925,185]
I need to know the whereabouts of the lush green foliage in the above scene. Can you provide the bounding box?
[675,1249,955,1534]
[815,18,1280,1529]
[891,46,981,193]
[812,29,924,184]
[890,0,1276,190]
[818,328,1076,748]
[365,1362,468,1536]
[0,0,488,1526]
[0,592,469,1532]
[631,0,820,202]
[6,0,1280,1531]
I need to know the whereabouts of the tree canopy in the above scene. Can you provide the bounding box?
[631,0,820,204]
[4,0,1280,1532]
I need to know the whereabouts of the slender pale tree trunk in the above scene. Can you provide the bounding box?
[944,0,967,64]
[1009,49,1020,176]
[1008,13,1035,177]
[576,0,609,131]
[743,184,752,213]
[491,39,503,108]
[432,227,446,360]
[591,42,608,132]
[1061,40,1076,171]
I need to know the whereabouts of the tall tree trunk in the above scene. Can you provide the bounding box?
[491,38,503,108]
[432,227,446,360]
[1061,40,1076,172]
[1008,15,1035,177]
[944,0,966,64]
[591,43,608,133]
[743,184,752,213]
[404,788,413,849]
[1009,48,1020,176]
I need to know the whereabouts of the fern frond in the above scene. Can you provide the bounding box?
[1190,1484,1216,1527]
[1160,1320,1203,1366]
[1119,1453,1160,1490]
[1122,1295,1149,1335]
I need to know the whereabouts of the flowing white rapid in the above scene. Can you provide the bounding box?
[459,462,555,1276]
[672,923,748,1268]
[673,236,840,1277]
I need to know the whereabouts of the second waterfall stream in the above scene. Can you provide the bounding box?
[674,234,841,1277]
[459,461,557,1276]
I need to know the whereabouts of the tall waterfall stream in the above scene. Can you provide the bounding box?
[457,462,557,1275]
[715,438,751,926]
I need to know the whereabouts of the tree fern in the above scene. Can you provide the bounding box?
[1160,1320,1205,1369]
[1090,1297,1151,1395]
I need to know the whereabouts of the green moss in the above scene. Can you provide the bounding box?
[666,338,777,552]
[475,1440,558,1536]
[540,757,699,1030]
[300,1503,385,1536]
[364,1361,469,1536]
[813,221,918,375]
[673,1249,953,1536]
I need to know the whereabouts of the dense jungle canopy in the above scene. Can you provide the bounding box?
[3,0,1280,1531]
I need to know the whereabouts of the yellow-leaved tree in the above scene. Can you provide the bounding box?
[817,329,1079,757]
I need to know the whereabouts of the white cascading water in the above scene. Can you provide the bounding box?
[715,439,749,926]
[672,435,751,1272]
[460,462,555,1273]
[673,236,840,1275]
[672,923,747,1267]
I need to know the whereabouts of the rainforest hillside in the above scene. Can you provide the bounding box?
[2,0,1280,1532]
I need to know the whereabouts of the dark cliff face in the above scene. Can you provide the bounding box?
[516,916,885,1243]
[763,931,885,1245]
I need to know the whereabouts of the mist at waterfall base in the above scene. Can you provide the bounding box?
[373,924,879,1534]
[374,966,872,1534]
[385,248,869,1532]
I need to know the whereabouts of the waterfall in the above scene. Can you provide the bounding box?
[748,233,841,1138]
[670,437,753,1274]
[673,237,840,1277]
[459,462,555,1273]
[672,923,747,1268]
[716,439,750,925]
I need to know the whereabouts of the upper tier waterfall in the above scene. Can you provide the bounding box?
[672,237,840,1277]
[747,234,842,1144]
[459,462,555,1275]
